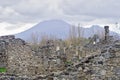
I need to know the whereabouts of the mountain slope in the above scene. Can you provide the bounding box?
[82,25,119,38]
[15,20,71,40]
[15,20,120,41]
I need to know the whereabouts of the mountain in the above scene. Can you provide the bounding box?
[15,20,120,41]
[82,25,104,38]
[82,25,119,38]
[15,20,71,40]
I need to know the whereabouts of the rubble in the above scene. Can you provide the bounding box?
[0,26,120,79]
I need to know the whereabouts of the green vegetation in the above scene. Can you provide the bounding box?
[0,68,6,73]
[65,61,73,66]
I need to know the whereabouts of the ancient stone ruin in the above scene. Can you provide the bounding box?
[0,40,7,68]
[104,26,109,41]
[0,26,120,80]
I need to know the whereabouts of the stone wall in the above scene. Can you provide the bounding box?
[0,34,120,79]
[0,40,7,67]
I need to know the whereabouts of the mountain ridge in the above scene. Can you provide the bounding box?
[15,20,120,41]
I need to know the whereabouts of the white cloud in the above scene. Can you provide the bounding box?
[1,0,120,23]
[0,22,36,36]
[61,0,120,17]
[0,0,120,35]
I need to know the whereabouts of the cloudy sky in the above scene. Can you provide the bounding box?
[0,0,120,35]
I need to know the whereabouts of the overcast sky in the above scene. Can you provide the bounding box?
[0,0,120,35]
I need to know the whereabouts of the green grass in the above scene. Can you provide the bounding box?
[0,68,6,73]
[65,61,72,65]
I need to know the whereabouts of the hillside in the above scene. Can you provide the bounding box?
[15,20,119,41]
[15,20,71,40]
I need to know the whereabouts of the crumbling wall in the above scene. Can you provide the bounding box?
[0,35,44,77]
[0,40,8,68]
[0,32,120,80]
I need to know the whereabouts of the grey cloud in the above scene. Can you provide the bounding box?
[61,0,120,19]
[0,0,61,23]
[5,26,20,30]
[0,0,22,7]
[0,6,23,23]
[11,0,62,20]
[0,0,120,25]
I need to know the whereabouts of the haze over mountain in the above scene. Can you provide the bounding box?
[15,20,120,41]
[15,20,71,40]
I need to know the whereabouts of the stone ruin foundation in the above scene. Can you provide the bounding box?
[0,26,120,80]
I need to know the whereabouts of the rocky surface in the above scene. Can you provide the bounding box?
[0,31,120,80]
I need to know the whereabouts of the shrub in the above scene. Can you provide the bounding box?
[0,67,6,73]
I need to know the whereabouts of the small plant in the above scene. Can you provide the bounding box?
[0,67,6,73]
[65,61,73,66]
